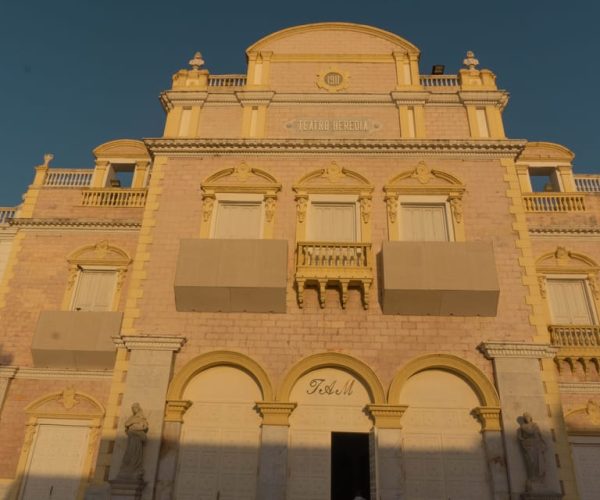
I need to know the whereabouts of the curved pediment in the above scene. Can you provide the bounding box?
[385,162,465,194]
[26,388,105,417]
[202,162,281,193]
[536,246,599,272]
[67,240,132,266]
[518,141,574,164]
[294,162,373,194]
[247,22,420,57]
[93,139,150,161]
[565,400,600,434]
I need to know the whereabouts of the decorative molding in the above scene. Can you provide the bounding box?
[10,219,142,231]
[255,401,297,426]
[472,406,502,432]
[529,227,600,238]
[145,138,526,158]
[114,335,187,352]
[479,342,558,359]
[164,399,193,423]
[366,404,408,429]
[0,366,112,380]
[559,382,600,394]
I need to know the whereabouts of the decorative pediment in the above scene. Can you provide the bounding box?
[536,247,599,273]
[565,400,600,434]
[293,161,373,195]
[67,241,132,267]
[93,139,150,161]
[201,162,281,194]
[384,161,465,195]
[518,141,574,164]
[25,388,105,418]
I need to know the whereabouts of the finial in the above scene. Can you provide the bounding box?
[188,52,205,70]
[41,153,54,168]
[463,50,479,70]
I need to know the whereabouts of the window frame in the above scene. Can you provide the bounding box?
[70,266,119,312]
[397,194,455,242]
[306,194,361,242]
[210,193,265,239]
[545,274,598,326]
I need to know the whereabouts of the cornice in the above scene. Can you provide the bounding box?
[479,341,558,359]
[9,218,141,231]
[559,382,600,394]
[459,90,510,109]
[145,138,526,158]
[0,366,112,380]
[529,227,600,238]
[114,335,186,352]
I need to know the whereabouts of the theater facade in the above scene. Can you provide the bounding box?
[0,22,599,500]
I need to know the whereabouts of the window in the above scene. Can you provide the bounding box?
[213,199,263,239]
[400,203,450,241]
[546,278,596,325]
[309,201,358,242]
[528,167,561,192]
[71,269,117,311]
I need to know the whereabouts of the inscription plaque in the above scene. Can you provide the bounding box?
[286,118,381,133]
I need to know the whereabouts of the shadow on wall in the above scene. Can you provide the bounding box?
[2,436,501,500]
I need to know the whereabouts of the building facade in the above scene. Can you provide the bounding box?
[0,22,599,500]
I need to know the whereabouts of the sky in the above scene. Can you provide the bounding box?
[0,0,599,205]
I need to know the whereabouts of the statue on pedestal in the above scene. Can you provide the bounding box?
[517,412,546,490]
[117,403,148,480]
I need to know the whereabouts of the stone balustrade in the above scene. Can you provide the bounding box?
[0,207,16,224]
[208,74,247,87]
[419,74,459,87]
[574,174,600,193]
[522,193,586,212]
[81,188,147,207]
[44,169,93,187]
[549,325,600,347]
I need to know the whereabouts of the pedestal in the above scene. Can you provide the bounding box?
[109,478,145,499]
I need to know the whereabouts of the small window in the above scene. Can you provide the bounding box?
[309,202,358,242]
[72,269,117,311]
[400,203,451,241]
[547,279,596,325]
[528,167,561,192]
[213,201,263,239]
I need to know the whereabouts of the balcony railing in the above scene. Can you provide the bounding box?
[44,169,93,187]
[295,241,373,309]
[208,74,247,87]
[0,207,16,224]
[420,75,459,87]
[574,174,600,193]
[523,193,586,212]
[549,325,600,347]
[81,188,147,207]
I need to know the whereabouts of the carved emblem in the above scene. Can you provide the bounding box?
[201,195,215,222]
[264,196,276,223]
[316,66,350,93]
[59,387,79,410]
[554,246,570,265]
[296,196,308,223]
[537,276,547,298]
[92,241,110,259]
[116,268,127,291]
[323,162,344,183]
[234,161,251,182]
[411,161,434,184]
[385,195,399,224]
[360,197,371,223]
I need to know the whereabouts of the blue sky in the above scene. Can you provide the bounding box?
[0,0,598,205]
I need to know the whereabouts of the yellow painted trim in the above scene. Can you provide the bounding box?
[247,22,420,55]
[466,105,480,138]
[485,105,505,139]
[518,141,575,163]
[269,53,395,63]
[388,353,500,407]
[163,106,183,137]
[536,248,598,271]
[166,350,274,401]
[92,139,149,160]
[277,352,385,404]
[0,231,25,311]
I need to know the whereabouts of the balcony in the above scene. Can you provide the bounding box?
[522,193,586,212]
[174,239,288,313]
[549,325,600,347]
[295,241,373,309]
[32,311,122,369]
[81,188,147,207]
[381,241,499,316]
[574,174,600,193]
[0,207,16,225]
[43,168,93,187]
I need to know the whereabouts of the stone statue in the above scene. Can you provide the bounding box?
[517,412,546,489]
[118,402,148,480]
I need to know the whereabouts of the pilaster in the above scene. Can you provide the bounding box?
[0,366,17,413]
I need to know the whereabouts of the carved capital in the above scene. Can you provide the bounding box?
[472,406,502,432]
[449,196,463,223]
[359,196,372,224]
[385,195,398,224]
[201,193,215,222]
[295,195,308,223]
[366,404,408,429]
[164,400,192,423]
[264,195,277,223]
[588,274,599,300]
[255,401,297,426]
[538,276,547,298]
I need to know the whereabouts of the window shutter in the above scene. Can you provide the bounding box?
[214,202,262,239]
[310,203,357,242]
[72,271,117,311]
[547,279,594,324]
[401,204,449,241]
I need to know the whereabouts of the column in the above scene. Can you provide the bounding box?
[109,335,186,500]
[480,342,563,500]
[255,402,297,500]
[367,404,408,500]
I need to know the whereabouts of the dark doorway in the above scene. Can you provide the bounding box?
[331,432,371,500]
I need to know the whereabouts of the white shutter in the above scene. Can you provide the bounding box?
[310,203,357,242]
[72,270,117,311]
[547,279,594,324]
[571,442,600,500]
[401,204,449,241]
[214,202,262,239]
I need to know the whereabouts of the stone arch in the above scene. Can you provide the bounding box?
[385,162,465,191]
[92,139,150,161]
[294,162,373,193]
[277,352,385,404]
[166,350,274,402]
[67,240,132,267]
[518,141,575,163]
[388,353,500,407]
[202,162,281,188]
[536,246,599,272]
